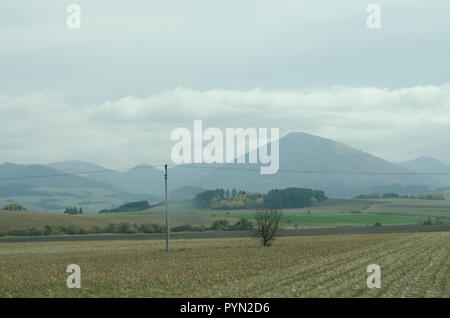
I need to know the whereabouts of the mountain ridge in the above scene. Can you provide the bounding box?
[1,132,446,199]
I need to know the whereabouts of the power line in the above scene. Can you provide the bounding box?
[172,164,450,176]
[2,162,450,182]
[0,164,166,182]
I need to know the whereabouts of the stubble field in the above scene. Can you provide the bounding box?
[0,231,448,297]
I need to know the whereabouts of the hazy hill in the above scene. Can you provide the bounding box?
[185,132,438,197]
[45,133,441,198]
[0,163,156,212]
[1,132,444,201]
[0,163,117,190]
[106,164,165,195]
[49,161,165,195]
[399,156,450,186]
[47,161,112,175]
[169,186,207,201]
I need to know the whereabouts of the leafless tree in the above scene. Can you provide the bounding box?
[253,207,282,247]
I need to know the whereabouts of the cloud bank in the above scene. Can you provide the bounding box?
[2,84,450,168]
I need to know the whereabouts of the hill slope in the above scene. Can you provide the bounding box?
[48,161,165,195]
[399,156,450,186]
[1,133,442,200]
[0,163,118,190]
[185,132,438,197]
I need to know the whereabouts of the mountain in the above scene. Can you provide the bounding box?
[399,156,450,186]
[48,161,165,195]
[1,133,444,202]
[183,132,439,197]
[47,161,113,175]
[106,164,165,195]
[47,160,118,187]
[0,162,158,212]
[0,163,118,190]
[169,186,207,201]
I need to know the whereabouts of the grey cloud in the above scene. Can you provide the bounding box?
[1,85,450,167]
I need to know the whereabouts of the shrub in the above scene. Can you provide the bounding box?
[171,224,209,232]
[92,226,103,234]
[44,224,60,236]
[124,227,138,234]
[423,217,433,225]
[373,222,382,227]
[210,219,231,231]
[64,207,83,215]
[105,223,119,233]
[65,225,81,235]
[8,228,28,236]
[232,217,254,231]
[171,224,193,232]
[79,227,90,235]
[139,223,164,233]
[28,228,44,236]
[3,203,27,211]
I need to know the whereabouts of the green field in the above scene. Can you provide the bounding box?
[365,198,450,217]
[0,232,448,297]
[228,212,439,225]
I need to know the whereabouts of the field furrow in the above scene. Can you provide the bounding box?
[0,232,448,297]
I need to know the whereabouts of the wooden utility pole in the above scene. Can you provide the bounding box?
[164,164,169,252]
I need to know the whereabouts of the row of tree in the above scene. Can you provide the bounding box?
[98,201,163,213]
[194,187,327,210]
[2,203,27,211]
[3,207,284,248]
[64,207,83,214]
[3,218,254,237]
[356,192,446,200]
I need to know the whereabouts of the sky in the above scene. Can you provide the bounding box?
[1,0,450,168]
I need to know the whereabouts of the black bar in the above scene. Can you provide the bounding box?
[1,298,447,316]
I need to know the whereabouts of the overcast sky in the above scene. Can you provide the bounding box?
[1,1,450,168]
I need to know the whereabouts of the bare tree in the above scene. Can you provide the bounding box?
[253,207,282,247]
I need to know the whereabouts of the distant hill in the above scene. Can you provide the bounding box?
[107,164,165,195]
[47,161,113,175]
[1,132,445,202]
[44,136,444,198]
[49,161,165,195]
[170,186,207,201]
[0,163,118,190]
[0,163,158,212]
[399,156,450,186]
[181,132,439,197]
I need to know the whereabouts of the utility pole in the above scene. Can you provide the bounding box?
[164,164,169,252]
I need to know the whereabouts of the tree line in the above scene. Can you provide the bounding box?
[2,203,27,211]
[1,218,254,237]
[194,187,327,210]
[64,207,83,214]
[356,192,446,200]
[98,201,163,213]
